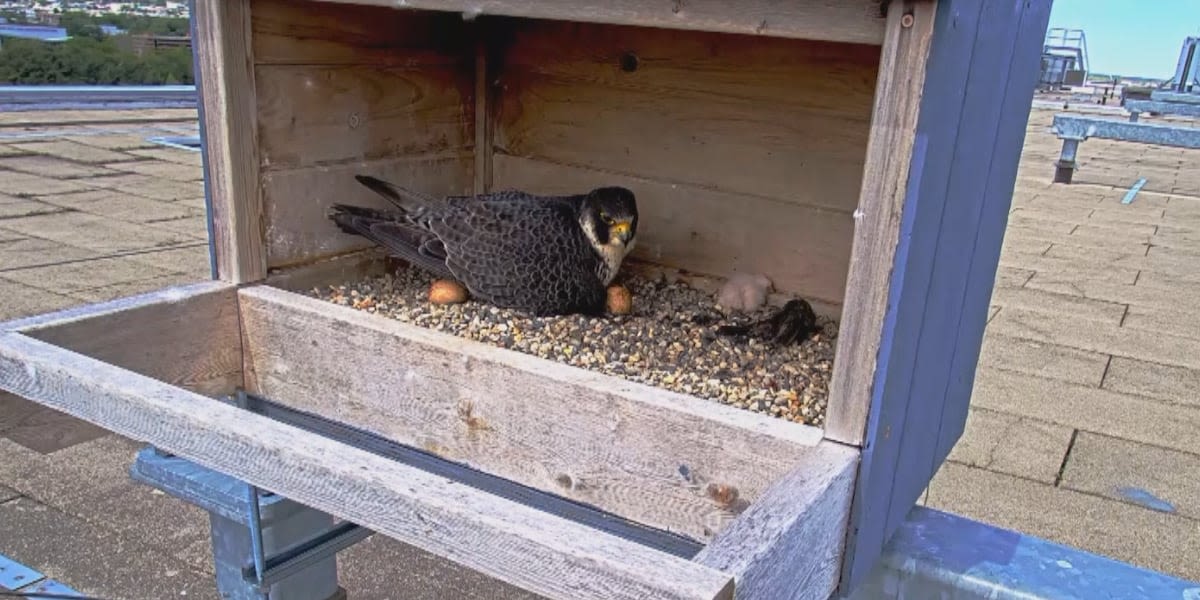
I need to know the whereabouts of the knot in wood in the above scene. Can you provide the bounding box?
[554,473,582,491]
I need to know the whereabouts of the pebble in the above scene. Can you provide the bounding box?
[308,268,839,427]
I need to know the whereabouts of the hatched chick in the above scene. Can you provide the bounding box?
[717,272,773,312]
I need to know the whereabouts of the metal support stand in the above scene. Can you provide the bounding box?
[131,447,369,600]
[1050,113,1200,185]
[1052,137,1079,184]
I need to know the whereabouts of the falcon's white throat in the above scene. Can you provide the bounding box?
[581,214,635,285]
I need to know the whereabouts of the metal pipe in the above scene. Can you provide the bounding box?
[245,484,267,585]
[1053,138,1080,184]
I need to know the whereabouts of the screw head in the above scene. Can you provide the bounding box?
[901,13,915,28]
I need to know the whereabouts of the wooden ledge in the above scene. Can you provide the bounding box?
[0,281,242,398]
[0,332,734,600]
[0,280,861,599]
[314,0,886,46]
[238,284,827,541]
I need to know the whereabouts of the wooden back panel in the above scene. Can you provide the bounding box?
[488,20,880,308]
[246,0,882,310]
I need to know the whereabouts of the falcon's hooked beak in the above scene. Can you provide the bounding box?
[610,220,633,245]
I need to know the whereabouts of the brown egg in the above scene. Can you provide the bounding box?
[606,285,633,315]
[429,279,468,305]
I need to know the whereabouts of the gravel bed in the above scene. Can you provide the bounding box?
[307,267,838,427]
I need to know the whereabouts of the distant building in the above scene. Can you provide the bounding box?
[116,32,191,56]
[0,23,70,49]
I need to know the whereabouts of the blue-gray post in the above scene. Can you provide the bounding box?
[838,0,1054,593]
[209,508,344,600]
[130,448,346,600]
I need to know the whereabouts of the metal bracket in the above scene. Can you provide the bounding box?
[1050,113,1200,184]
[1125,99,1200,119]
[241,521,371,590]
[130,446,363,600]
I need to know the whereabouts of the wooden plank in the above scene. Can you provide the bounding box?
[473,34,493,194]
[315,0,886,45]
[493,154,854,306]
[0,332,734,600]
[497,19,881,113]
[494,19,881,116]
[824,1,936,445]
[261,154,473,269]
[237,284,826,542]
[251,0,469,66]
[693,442,857,600]
[194,0,266,283]
[0,281,241,398]
[494,69,870,213]
[265,249,389,293]
[254,64,474,170]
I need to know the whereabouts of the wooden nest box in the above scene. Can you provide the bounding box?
[0,1,1051,598]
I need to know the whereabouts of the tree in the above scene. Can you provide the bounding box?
[0,35,193,85]
[59,12,105,41]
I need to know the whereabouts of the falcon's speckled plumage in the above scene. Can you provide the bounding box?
[328,175,639,316]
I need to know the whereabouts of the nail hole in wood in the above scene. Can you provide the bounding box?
[619,52,639,73]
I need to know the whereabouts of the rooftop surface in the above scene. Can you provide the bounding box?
[0,103,1198,597]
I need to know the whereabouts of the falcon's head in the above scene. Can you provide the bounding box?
[580,186,639,254]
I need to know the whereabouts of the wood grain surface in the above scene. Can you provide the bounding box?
[238,284,825,542]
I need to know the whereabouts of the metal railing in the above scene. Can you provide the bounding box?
[0,84,197,111]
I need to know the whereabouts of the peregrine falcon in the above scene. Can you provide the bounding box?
[328,175,639,316]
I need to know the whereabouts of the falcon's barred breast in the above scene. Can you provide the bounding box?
[328,175,640,316]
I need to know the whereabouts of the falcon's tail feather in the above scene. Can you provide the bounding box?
[327,204,456,280]
[354,175,440,213]
[328,203,398,234]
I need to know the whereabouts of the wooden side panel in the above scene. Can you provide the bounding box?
[692,442,857,600]
[491,21,879,303]
[1,282,242,397]
[315,0,887,45]
[837,0,1054,592]
[194,0,265,283]
[824,2,936,444]
[0,332,735,600]
[249,0,476,270]
[237,285,826,542]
